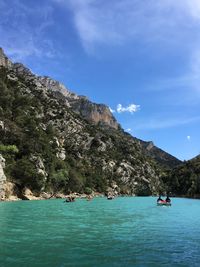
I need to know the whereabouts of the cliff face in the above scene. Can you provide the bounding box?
[69,98,119,129]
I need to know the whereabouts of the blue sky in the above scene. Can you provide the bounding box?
[0,0,200,160]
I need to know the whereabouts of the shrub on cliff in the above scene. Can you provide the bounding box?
[0,144,19,154]
[12,157,45,191]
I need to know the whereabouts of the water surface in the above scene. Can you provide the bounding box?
[0,197,200,267]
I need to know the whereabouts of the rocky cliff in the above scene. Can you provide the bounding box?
[0,47,181,199]
[0,154,6,200]
[0,48,12,68]
[0,48,119,130]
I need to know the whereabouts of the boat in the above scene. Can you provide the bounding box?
[107,195,114,200]
[157,201,171,206]
[64,196,75,203]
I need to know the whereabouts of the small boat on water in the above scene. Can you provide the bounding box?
[157,195,171,206]
[157,201,171,206]
[107,195,114,200]
[64,196,75,203]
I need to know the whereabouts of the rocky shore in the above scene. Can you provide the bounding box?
[1,184,104,202]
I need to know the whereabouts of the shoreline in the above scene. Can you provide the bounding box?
[0,191,105,202]
[1,193,200,202]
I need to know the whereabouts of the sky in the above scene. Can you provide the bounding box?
[0,0,200,160]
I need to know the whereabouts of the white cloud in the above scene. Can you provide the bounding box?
[109,107,115,113]
[117,104,140,114]
[0,0,56,62]
[187,135,191,141]
[125,128,132,132]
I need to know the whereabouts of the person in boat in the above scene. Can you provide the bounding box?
[157,195,163,202]
[64,196,75,202]
[165,196,171,203]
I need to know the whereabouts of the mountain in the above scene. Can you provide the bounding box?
[162,155,200,198]
[0,47,181,200]
[140,140,181,169]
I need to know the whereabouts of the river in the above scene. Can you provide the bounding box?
[0,197,200,267]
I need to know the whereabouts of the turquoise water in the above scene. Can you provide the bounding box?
[0,197,200,267]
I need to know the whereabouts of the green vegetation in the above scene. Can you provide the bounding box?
[0,67,115,195]
[162,157,200,197]
[0,145,19,154]
[1,65,198,198]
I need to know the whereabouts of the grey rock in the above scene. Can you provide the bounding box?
[0,154,6,200]
[0,48,13,68]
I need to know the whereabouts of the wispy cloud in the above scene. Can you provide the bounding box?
[0,0,56,62]
[145,48,200,96]
[66,0,200,52]
[51,0,200,102]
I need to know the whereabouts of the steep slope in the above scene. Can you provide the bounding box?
[0,47,182,199]
[0,48,119,130]
[162,155,200,198]
[140,140,181,169]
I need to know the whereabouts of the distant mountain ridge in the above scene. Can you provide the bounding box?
[140,140,181,169]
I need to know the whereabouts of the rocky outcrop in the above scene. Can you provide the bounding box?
[4,182,20,201]
[21,188,39,200]
[0,48,13,68]
[30,155,48,181]
[0,154,6,200]
[37,76,79,100]
[69,98,119,129]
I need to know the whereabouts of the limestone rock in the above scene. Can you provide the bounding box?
[56,148,66,160]
[30,155,48,180]
[0,154,6,200]
[4,182,20,201]
[21,187,39,200]
[70,98,119,129]
[0,48,13,68]
[40,192,51,199]
[37,76,79,100]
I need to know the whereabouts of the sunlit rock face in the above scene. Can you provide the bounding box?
[0,154,6,200]
[69,98,120,129]
[0,48,13,68]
